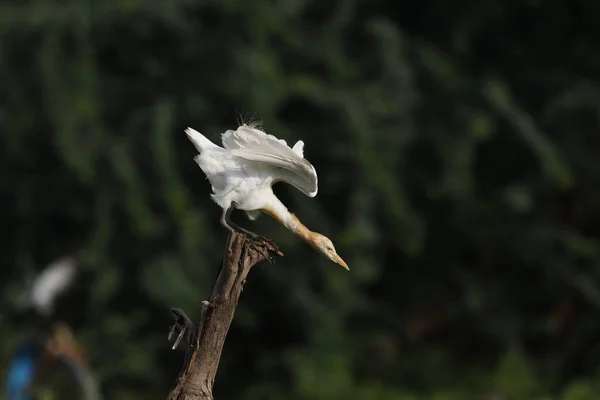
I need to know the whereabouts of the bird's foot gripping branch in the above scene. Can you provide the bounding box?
[247,235,280,262]
[167,232,282,400]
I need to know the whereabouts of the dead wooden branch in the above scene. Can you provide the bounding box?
[167,232,283,400]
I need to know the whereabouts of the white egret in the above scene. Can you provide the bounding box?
[185,124,348,270]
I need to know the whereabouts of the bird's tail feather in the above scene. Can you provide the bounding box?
[185,128,218,153]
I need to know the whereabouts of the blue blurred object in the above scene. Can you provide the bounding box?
[5,339,43,400]
[5,258,102,400]
[5,258,77,400]
[5,327,103,400]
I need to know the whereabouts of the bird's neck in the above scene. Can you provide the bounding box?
[262,199,312,242]
[283,213,312,242]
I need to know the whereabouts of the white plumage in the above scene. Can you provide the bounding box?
[186,124,348,269]
[29,257,77,317]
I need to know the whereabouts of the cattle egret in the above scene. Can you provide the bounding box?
[186,124,348,270]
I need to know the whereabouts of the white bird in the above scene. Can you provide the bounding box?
[186,124,348,270]
[28,257,77,317]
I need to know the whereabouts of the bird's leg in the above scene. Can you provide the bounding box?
[230,223,260,239]
[222,204,261,239]
[226,205,278,261]
[220,207,238,234]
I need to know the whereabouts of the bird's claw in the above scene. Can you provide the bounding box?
[168,308,196,350]
[256,246,273,262]
[237,228,260,240]
[253,236,283,261]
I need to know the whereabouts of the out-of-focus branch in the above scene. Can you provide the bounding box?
[167,232,283,400]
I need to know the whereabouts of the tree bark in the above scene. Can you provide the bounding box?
[167,232,283,400]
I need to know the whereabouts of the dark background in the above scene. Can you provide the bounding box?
[2,0,600,399]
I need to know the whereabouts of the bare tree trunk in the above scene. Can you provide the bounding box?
[167,232,283,400]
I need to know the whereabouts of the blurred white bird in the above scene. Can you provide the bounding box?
[28,257,77,317]
[186,124,348,270]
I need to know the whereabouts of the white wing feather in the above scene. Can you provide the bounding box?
[186,127,219,153]
[222,125,318,197]
[30,257,77,317]
[292,141,304,157]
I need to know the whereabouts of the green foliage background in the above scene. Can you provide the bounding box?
[1,0,599,399]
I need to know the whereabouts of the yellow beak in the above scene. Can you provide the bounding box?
[332,253,349,270]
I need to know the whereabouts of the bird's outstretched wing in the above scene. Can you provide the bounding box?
[222,125,318,197]
[29,258,77,317]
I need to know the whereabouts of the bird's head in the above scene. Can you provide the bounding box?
[307,232,349,270]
